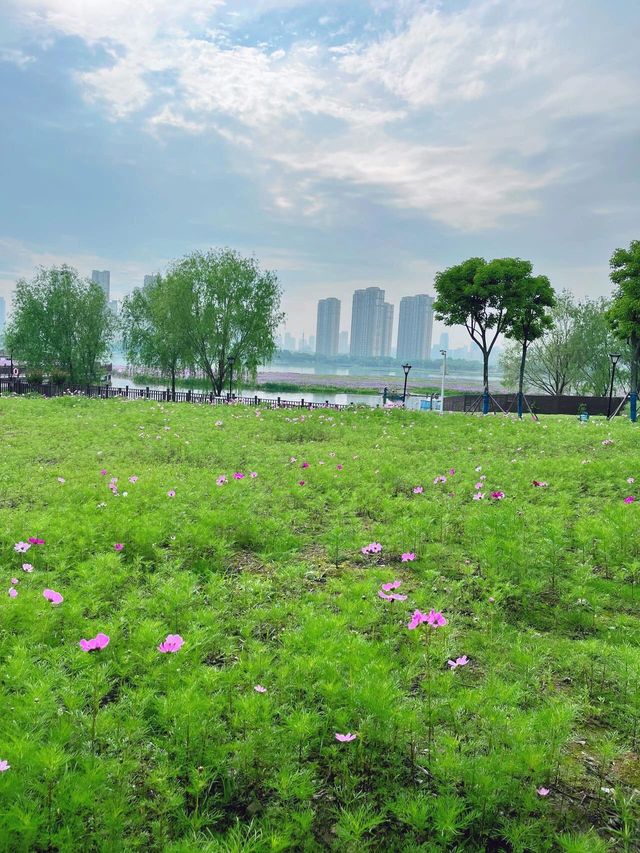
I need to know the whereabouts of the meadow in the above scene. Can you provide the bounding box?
[0,395,639,852]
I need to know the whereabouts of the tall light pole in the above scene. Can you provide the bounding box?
[227,355,235,400]
[440,349,447,414]
[402,363,411,405]
[607,352,621,419]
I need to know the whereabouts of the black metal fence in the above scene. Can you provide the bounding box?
[443,392,626,416]
[0,378,358,411]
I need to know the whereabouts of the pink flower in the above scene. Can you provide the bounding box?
[433,475,447,484]
[408,608,447,630]
[381,580,402,591]
[401,552,415,562]
[100,469,108,475]
[532,480,548,488]
[8,588,17,599]
[475,482,483,489]
[28,537,45,545]
[14,542,31,553]
[114,543,124,551]
[167,489,176,498]
[250,472,258,478]
[301,461,309,469]
[336,464,343,470]
[289,457,297,463]
[157,634,184,653]
[233,472,245,480]
[11,578,18,585]
[624,496,635,504]
[79,632,110,652]
[473,492,485,500]
[490,491,505,500]
[448,655,469,669]
[129,475,138,483]
[413,486,424,494]
[254,684,267,693]
[57,477,65,484]
[0,760,9,772]
[335,733,357,742]
[449,469,456,475]
[22,563,33,573]
[361,542,382,555]
[537,787,550,797]
[216,475,227,486]
[378,590,408,601]
[43,589,63,606]
[602,439,614,446]
[627,477,635,484]
[298,480,305,486]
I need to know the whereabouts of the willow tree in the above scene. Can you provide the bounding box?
[167,248,284,396]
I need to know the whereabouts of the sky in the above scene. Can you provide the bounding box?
[1,0,639,347]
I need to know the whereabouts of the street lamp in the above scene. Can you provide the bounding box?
[607,352,621,419]
[402,363,411,405]
[227,356,235,400]
[439,349,447,415]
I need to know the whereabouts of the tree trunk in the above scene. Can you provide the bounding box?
[631,336,639,423]
[171,367,176,402]
[517,339,527,418]
[482,351,490,414]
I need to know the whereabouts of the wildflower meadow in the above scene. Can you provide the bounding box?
[1,395,639,851]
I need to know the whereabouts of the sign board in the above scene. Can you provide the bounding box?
[12,367,19,377]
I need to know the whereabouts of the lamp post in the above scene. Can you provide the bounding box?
[402,363,411,405]
[440,349,447,414]
[607,352,621,419]
[227,356,235,401]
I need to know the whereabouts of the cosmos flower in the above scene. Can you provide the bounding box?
[250,472,258,478]
[401,552,415,562]
[0,760,9,772]
[624,496,635,504]
[22,563,34,573]
[233,472,245,480]
[254,685,267,693]
[473,492,485,500]
[448,655,469,669]
[79,633,110,652]
[157,634,184,653]
[413,486,424,494]
[408,609,447,629]
[129,475,139,483]
[216,475,227,486]
[43,589,63,605]
[14,542,31,553]
[537,787,550,797]
[532,480,548,488]
[57,477,65,484]
[8,588,17,599]
[490,491,505,500]
[361,542,382,555]
[114,543,124,551]
[335,733,357,742]
[433,475,447,484]
[167,490,176,498]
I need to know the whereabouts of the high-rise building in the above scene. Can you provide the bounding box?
[350,287,385,357]
[91,270,110,300]
[315,298,341,357]
[381,302,394,358]
[144,274,159,286]
[338,330,349,354]
[283,332,296,351]
[397,294,434,362]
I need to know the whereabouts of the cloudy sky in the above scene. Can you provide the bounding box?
[1,0,639,345]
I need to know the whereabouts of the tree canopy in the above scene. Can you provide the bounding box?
[120,274,192,398]
[167,248,284,396]
[608,240,640,419]
[5,265,114,384]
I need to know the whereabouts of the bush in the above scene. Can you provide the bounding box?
[25,369,43,385]
[49,367,69,386]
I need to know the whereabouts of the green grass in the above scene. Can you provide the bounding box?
[1,395,639,851]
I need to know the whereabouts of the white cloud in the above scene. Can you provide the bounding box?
[0,47,36,68]
[6,0,640,232]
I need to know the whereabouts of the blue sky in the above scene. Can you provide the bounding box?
[1,0,639,345]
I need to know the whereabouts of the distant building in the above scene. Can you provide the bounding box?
[381,302,394,358]
[283,332,296,351]
[315,298,341,357]
[397,294,434,362]
[338,330,349,354]
[144,274,159,286]
[91,270,110,300]
[439,331,449,350]
[350,287,385,357]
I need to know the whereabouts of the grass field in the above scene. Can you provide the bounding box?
[1,395,639,852]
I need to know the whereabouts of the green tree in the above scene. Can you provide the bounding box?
[573,297,628,396]
[120,274,192,400]
[5,265,114,384]
[433,257,533,413]
[167,248,284,396]
[607,239,640,421]
[503,269,555,416]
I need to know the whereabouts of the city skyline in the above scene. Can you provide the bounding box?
[1,1,638,351]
